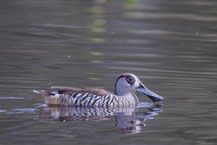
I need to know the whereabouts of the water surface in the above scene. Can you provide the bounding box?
[0,0,217,145]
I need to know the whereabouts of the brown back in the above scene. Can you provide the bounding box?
[51,86,112,96]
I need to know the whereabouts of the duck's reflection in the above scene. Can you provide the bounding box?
[39,104,163,134]
[116,106,163,134]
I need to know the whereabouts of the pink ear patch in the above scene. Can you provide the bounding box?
[122,77,126,79]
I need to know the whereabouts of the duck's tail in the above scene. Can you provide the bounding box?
[33,89,48,97]
[33,89,59,105]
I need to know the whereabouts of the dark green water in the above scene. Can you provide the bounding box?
[0,0,217,144]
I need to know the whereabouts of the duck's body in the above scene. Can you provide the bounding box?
[34,86,138,107]
[34,73,163,107]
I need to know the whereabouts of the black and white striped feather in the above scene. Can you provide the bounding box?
[55,92,133,107]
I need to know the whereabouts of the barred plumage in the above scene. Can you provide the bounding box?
[55,93,133,107]
[34,73,163,107]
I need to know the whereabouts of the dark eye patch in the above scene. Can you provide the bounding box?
[126,76,135,86]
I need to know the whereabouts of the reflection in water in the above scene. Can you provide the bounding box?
[38,104,163,134]
[116,106,163,134]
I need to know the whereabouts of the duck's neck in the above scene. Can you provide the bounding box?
[127,93,139,105]
[132,93,139,104]
[116,92,139,105]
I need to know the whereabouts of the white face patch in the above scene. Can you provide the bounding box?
[133,77,140,88]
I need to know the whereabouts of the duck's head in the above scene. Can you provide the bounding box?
[115,73,163,102]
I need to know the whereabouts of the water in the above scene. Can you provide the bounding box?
[0,0,217,144]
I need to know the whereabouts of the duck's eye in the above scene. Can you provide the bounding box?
[127,76,135,83]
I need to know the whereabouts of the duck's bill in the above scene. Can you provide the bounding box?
[136,84,164,102]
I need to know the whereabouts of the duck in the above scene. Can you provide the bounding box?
[33,73,163,107]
